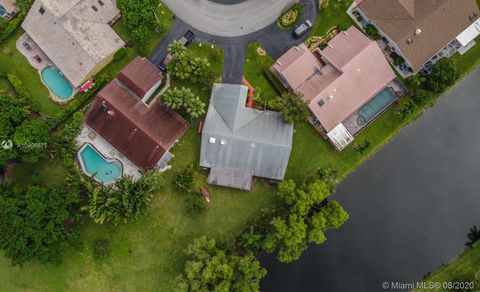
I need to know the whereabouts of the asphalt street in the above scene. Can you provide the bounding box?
[149,0,318,85]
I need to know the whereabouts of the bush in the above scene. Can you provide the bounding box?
[91,239,111,260]
[186,194,208,213]
[353,139,372,154]
[173,165,196,194]
[364,24,381,40]
[413,88,434,102]
[277,4,302,29]
[426,58,459,93]
[390,52,405,66]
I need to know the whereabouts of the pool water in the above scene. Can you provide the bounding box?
[41,66,74,100]
[357,87,396,126]
[79,144,122,184]
[0,5,6,17]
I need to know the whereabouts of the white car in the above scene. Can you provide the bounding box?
[293,20,313,38]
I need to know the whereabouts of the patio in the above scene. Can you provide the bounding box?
[16,33,79,103]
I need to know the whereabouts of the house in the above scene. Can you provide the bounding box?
[84,57,189,173]
[22,0,125,88]
[271,26,405,150]
[0,0,17,20]
[351,0,480,75]
[200,83,293,191]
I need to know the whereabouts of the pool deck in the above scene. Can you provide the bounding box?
[16,33,78,104]
[76,125,143,181]
[343,79,407,136]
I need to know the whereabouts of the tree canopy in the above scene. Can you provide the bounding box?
[82,171,164,225]
[13,119,50,163]
[268,92,310,124]
[426,58,459,93]
[174,236,267,292]
[163,87,206,119]
[0,185,81,266]
[262,179,349,263]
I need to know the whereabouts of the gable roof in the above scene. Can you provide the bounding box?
[85,58,190,171]
[200,84,293,184]
[271,44,323,90]
[22,0,124,87]
[117,57,163,98]
[358,0,480,72]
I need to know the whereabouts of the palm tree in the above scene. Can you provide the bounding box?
[167,40,187,58]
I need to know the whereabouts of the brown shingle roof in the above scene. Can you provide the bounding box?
[85,80,190,171]
[358,0,480,72]
[117,57,163,98]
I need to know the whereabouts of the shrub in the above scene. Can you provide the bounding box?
[173,165,196,194]
[390,52,405,66]
[353,139,372,154]
[186,194,208,214]
[426,58,458,93]
[364,24,381,40]
[91,239,111,260]
[413,88,434,102]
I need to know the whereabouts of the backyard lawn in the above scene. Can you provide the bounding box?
[415,243,480,291]
[3,0,480,291]
[0,29,59,116]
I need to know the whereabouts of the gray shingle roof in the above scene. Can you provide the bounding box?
[200,84,293,190]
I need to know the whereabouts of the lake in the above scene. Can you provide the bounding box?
[261,67,480,292]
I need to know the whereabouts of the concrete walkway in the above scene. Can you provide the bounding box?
[162,0,297,37]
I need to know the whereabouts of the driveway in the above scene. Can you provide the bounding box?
[150,0,317,85]
[162,0,298,37]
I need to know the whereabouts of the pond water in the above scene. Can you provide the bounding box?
[261,66,480,291]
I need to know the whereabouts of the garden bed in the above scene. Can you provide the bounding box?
[276,4,303,30]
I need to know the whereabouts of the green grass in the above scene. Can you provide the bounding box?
[3,0,480,290]
[415,243,480,292]
[310,0,355,37]
[0,29,60,116]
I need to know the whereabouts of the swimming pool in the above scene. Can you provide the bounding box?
[41,66,74,100]
[0,5,6,17]
[78,144,122,184]
[357,87,397,126]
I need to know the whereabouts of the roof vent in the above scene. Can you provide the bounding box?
[100,101,108,112]
[406,38,413,45]
[220,139,227,145]
[415,28,422,35]
[209,137,216,144]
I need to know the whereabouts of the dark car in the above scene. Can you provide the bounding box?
[158,53,173,71]
[179,30,195,47]
[292,20,313,38]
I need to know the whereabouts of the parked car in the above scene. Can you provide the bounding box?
[292,20,313,38]
[179,30,195,47]
[158,53,173,71]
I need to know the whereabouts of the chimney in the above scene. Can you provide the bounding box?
[415,28,422,35]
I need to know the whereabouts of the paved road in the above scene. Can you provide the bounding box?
[150,0,317,85]
[162,0,297,37]
[261,66,480,291]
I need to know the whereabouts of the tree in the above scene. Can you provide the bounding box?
[262,179,349,263]
[174,236,266,292]
[0,185,81,266]
[0,94,30,165]
[163,87,206,118]
[13,119,50,163]
[84,171,164,225]
[117,0,157,55]
[465,225,480,247]
[55,112,84,161]
[168,40,187,58]
[364,24,381,40]
[268,92,309,124]
[173,165,196,194]
[426,58,458,93]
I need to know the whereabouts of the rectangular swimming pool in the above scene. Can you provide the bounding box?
[357,87,397,126]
